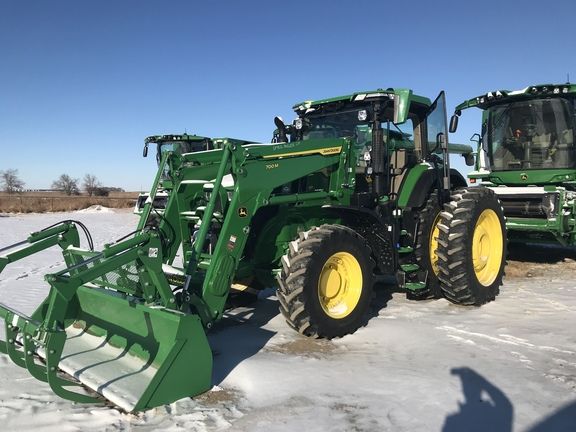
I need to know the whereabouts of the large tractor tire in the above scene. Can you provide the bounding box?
[412,191,444,299]
[436,187,506,305]
[276,224,375,339]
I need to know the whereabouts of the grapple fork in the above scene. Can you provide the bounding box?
[0,221,213,411]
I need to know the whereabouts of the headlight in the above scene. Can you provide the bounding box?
[358,110,368,121]
[294,118,303,130]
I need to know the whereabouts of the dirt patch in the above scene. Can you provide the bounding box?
[196,387,239,404]
[506,258,576,279]
[505,243,576,279]
[266,337,338,358]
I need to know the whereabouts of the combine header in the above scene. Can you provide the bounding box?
[0,88,507,410]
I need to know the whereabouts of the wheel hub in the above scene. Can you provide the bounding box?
[318,252,362,319]
[472,209,503,286]
[429,213,442,275]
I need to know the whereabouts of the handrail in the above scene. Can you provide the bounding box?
[137,151,171,231]
[183,143,232,291]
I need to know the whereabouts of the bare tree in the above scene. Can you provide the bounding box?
[0,169,25,194]
[83,174,101,196]
[52,174,79,196]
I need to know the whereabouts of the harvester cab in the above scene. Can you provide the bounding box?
[450,83,576,245]
[0,88,506,411]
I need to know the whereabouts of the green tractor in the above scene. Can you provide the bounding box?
[450,83,576,246]
[135,134,257,213]
[0,88,506,411]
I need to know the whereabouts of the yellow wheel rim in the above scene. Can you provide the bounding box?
[317,252,363,319]
[472,209,503,286]
[429,213,441,276]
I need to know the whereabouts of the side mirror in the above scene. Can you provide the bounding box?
[274,116,285,129]
[436,132,447,150]
[143,143,149,157]
[464,153,475,166]
[470,133,486,153]
[274,116,287,142]
[470,133,481,144]
[449,114,459,133]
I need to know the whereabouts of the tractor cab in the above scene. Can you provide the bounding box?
[273,89,466,206]
[144,134,215,173]
[136,134,257,213]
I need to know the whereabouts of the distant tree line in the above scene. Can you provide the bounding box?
[0,169,25,194]
[0,169,124,196]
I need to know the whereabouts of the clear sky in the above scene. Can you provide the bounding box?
[1,0,575,191]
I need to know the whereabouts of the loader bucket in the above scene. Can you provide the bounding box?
[0,223,215,411]
[44,285,213,412]
[2,283,213,412]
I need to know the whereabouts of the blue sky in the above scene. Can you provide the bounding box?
[1,0,575,191]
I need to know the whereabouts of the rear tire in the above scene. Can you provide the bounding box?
[277,225,374,338]
[412,191,444,299]
[436,187,506,305]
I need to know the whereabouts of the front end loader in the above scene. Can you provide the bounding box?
[0,87,507,411]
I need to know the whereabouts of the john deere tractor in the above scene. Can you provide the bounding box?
[450,83,576,246]
[0,88,506,411]
[135,134,257,213]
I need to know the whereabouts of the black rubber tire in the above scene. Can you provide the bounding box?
[276,224,374,339]
[412,191,444,299]
[436,187,507,306]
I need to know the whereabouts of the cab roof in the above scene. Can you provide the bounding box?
[292,88,431,112]
[454,83,576,112]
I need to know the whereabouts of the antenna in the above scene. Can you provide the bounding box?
[567,73,571,85]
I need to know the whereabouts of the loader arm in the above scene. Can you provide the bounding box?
[167,139,350,325]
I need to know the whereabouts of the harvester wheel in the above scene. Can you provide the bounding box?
[436,187,506,305]
[412,190,444,299]
[277,224,374,338]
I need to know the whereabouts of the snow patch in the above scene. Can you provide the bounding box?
[0,212,575,431]
[75,205,114,213]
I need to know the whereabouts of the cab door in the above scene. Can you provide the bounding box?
[424,91,450,193]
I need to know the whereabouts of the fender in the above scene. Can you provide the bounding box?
[398,164,467,209]
[321,205,396,276]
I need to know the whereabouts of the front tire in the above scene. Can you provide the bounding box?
[436,187,506,305]
[277,225,374,338]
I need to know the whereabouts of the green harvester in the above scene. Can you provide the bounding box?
[450,83,576,246]
[0,88,507,411]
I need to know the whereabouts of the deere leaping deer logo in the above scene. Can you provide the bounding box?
[238,207,248,218]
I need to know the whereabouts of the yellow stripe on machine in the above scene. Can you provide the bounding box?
[263,146,342,159]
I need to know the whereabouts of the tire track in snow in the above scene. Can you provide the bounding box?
[436,326,575,355]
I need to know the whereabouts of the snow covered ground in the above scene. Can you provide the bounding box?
[0,210,575,431]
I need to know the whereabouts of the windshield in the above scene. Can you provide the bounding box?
[156,140,213,166]
[301,106,413,143]
[154,139,213,180]
[301,107,414,168]
[486,98,576,171]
